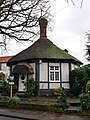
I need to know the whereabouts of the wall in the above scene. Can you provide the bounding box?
[39,62,70,90]
[61,63,69,89]
[71,63,79,70]
[39,63,48,89]
[0,63,10,79]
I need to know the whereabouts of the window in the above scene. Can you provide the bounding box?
[49,66,60,82]
[21,74,25,80]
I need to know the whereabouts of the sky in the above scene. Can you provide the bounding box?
[2,0,90,65]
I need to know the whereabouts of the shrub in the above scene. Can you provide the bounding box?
[86,80,90,93]
[8,96,21,105]
[0,96,9,101]
[57,89,68,111]
[24,77,39,97]
[0,77,9,95]
[79,93,90,111]
[69,68,85,96]
[69,64,90,96]
[54,88,62,96]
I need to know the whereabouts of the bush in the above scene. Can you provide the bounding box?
[79,93,90,111]
[24,77,39,97]
[69,64,90,96]
[0,96,9,101]
[57,89,68,111]
[54,88,62,96]
[8,96,21,105]
[69,68,85,96]
[0,77,9,95]
[86,80,90,93]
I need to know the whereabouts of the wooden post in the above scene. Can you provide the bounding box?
[10,85,12,97]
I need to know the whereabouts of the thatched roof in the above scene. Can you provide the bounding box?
[8,18,82,65]
[8,38,82,64]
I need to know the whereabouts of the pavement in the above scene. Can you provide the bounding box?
[0,108,40,120]
[0,108,90,120]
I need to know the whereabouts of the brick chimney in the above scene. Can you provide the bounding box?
[39,18,48,38]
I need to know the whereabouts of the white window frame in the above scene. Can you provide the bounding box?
[49,66,60,82]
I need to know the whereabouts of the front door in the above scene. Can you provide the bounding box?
[18,74,27,91]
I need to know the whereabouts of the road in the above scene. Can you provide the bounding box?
[0,115,90,120]
[0,108,90,120]
[0,116,25,120]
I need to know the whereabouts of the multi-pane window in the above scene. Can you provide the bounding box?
[49,66,60,82]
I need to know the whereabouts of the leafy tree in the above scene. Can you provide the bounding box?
[79,79,90,111]
[69,64,90,96]
[86,80,90,93]
[85,32,90,61]
[81,64,90,84]
[69,68,85,96]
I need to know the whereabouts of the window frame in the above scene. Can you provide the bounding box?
[49,66,60,82]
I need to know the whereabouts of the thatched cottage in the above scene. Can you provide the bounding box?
[7,18,82,95]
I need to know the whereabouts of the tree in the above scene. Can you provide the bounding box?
[69,64,90,96]
[69,68,85,96]
[85,32,90,61]
[0,0,51,44]
[65,0,84,7]
[0,0,84,49]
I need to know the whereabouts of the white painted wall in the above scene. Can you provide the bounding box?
[49,63,60,66]
[0,63,10,79]
[71,63,79,70]
[40,63,48,82]
[39,63,48,89]
[61,63,69,82]
[13,62,80,91]
[62,83,69,89]
[39,83,48,89]
[49,83,60,89]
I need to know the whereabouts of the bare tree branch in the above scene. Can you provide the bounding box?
[80,0,84,8]
[0,0,52,43]
[0,0,84,50]
[65,0,84,6]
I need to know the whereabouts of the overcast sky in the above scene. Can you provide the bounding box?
[2,0,90,65]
